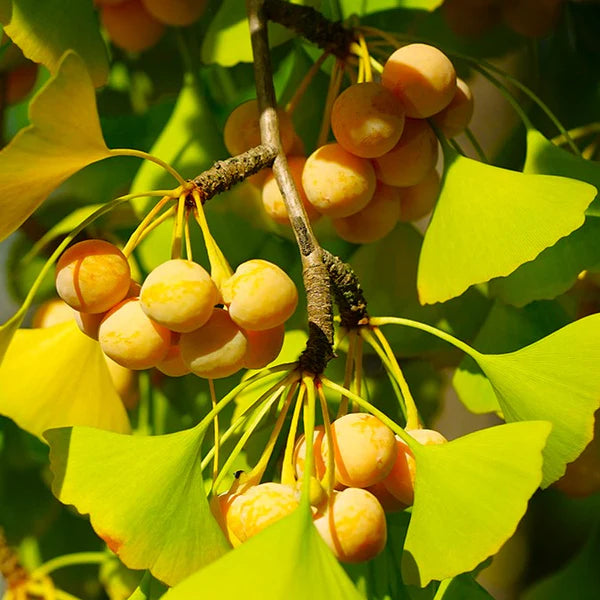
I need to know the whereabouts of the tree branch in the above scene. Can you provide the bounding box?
[247,0,334,374]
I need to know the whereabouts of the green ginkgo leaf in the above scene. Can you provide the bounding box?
[45,422,230,587]
[489,129,600,305]
[402,421,551,587]
[417,147,596,304]
[164,503,363,600]
[0,50,111,243]
[475,315,600,487]
[0,321,130,440]
[0,0,108,86]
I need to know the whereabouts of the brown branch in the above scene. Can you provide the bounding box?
[264,0,355,59]
[247,0,334,374]
[192,144,277,203]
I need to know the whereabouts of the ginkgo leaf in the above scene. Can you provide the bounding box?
[0,321,130,439]
[475,315,600,487]
[46,422,231,587]
[402,421,551,587]
[0,0,108,86]
[417,147,596,304]
[164,503,364,600]
[0,50,111,243]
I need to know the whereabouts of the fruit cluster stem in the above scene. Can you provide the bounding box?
[247,0,335,374]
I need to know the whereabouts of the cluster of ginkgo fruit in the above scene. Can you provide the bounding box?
[52,238,297,380]
[442,0,564,39]
[214,412,446,563]
[95,0,207,53]
[224,43,473,244]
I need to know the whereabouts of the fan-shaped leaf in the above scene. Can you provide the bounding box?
[402,421,551,586]
[417,148,596,304]
[45,422,230,586]
[0,0,108,86]
[0,50,111,243]
[0,321,130,439]
[164,503,363,600]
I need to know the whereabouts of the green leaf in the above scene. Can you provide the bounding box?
[417,147,597,304]
[164,503,364,600]
[45,422,230,586]
[433,574,494,599]
[338,0,443,16]
[402,421,551,586]
[0,50,111,243]
[0,321,131,440]
[474,315,600,486]
[0,0,109,87]
[522,526,600,600]
[453,301,570,415]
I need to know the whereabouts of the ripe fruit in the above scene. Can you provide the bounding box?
[502,0,562,38]
[179,308,248,379]
[224,99,295,157]
[221,260,298,331]
[302,143,376,218]
[140,259,218,333]
[261,157,321,224]
[382,43,457,119]
[442,0,501,38]
[4,62,38,105]
[32,298,74,328]
[156,343,191,377]
[373,118,438,188]
[100,0,165,52]
[141,0,207,26]
[313,488,387,563]
[331,82,405,158]
[332,181,401,244]
[431,78,474,138]
[98,298,171,370]
[294,426,327,480]
[226,483,299,543]
[243,325,285,370]
[55,240,131,314]
[321,413,397,488]
[398,168,441,222]
[382,428,447,506]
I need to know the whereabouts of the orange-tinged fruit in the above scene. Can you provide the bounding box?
[156,343,191,377]
[243,325,285,369]
[366,481,406,513]
[104,354,138,410]
[314,488,387,563]
[331,82,405,158]
[262,156,321,225]
[373,118,438,188]
[382,43,457,118]
[332,181,401,244]
[32,298,74,328]
[100,0,165,52]
[302,143,376,218]
[140,259,218,333]
[55,239,131,314]
[98,298,171,370]
[294,426,327,481]
[179,308,247,379]
[502,0,562,38]
[212,492,243,548]
[141,0,207,26]
[321,413,397,488]
[224,99,295,157]
[398,168,441,222]
[382,428,447,506]
[431,78,474,138]
[442,0,501,38]
[221,260,298,331]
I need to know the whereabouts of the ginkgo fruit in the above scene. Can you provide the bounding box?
[398,168,441,222]
[431,78,474,138]
[382,43,457,118]
[31,298,74,328]
[294,426,327,480]
[141,0,207,26]
[156,342,191,377]
[55,239,131,314]
[313,487,387,563]
[221,260,298,331]
[243,325,285,370]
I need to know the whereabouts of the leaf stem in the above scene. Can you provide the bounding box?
[110,149,186,185]
[285,51,330,115]
[30,553,108,579]
[280,383,306,487]
[122,195,173,257]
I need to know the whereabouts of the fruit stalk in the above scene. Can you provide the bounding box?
[247,0,334,374]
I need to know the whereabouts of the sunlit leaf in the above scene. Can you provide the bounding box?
[46,422,230,586]
[417,147,596,304]
[164,503,363,600]
[474,315,600,486]
[402,421,551,586]
[522,526,600,600]
[338,0,443,16]
[0,0,108,87]
[0,321,130,440]
[453,301,569,415]
[0,50,111,243]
